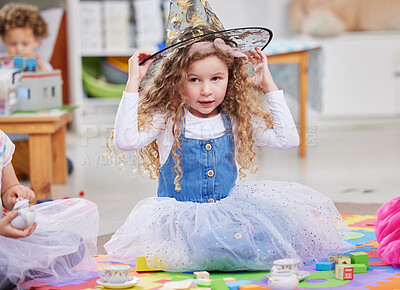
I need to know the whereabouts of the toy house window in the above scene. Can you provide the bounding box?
[43,87,48,98]
[51,87,56,97]
[17,88,30,100]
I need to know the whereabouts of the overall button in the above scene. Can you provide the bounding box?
[205,143,212,151]
[208,198,215,203]
[207,169,214,177]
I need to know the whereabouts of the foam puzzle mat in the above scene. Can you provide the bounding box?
[30,215,400,289]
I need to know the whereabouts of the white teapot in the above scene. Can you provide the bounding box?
[9,199,36,230]
[267,268,299,290]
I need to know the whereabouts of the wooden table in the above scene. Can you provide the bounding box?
[0,110,71,200]
[265,39,322,157]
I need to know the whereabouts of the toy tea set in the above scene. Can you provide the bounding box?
[95,258,306,289]
[0,56,62,116]
[95,258,305,289]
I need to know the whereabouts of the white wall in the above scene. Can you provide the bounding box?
[211,0,293,38]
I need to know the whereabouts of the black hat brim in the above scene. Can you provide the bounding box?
[139,27,273,66]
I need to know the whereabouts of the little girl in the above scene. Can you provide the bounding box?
[0,129,99,289]
[105,0,354,271]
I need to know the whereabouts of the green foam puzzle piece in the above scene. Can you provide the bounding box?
[298,270,350,289]
[197,281,212,287]
[169,271,269,283]
[342,232,365,240]
[211,279,229,290]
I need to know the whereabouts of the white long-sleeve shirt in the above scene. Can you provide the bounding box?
[114,90,299,166]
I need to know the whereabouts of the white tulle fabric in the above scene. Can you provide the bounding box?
[105,181,355,271]
[0,198,99,290]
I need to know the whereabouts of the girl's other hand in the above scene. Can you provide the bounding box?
[0,211,37,238]
[248,47,278,94]
[125,50,155,93]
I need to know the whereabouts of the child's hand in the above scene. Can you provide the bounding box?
[248,47,278,94]
[0,211,37,238]
[33,53,49,71]
[125,50,155,93]
[2,185,35,211]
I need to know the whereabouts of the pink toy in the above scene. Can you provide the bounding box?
[375,196,400,268]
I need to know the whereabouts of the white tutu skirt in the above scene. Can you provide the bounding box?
[0,198,99,290]
[105,181,355,272]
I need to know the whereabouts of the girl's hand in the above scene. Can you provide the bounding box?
[2,185,35,210]
[0,211,37,238]
[248,47,278,94]
[125,50,155,93]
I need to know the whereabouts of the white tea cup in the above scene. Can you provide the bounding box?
[271,258,299,275]
[98,265,131,284]
[9,199,36,230]
[268,269,299,290]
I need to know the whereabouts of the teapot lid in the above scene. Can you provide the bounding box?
[13,199,29,210]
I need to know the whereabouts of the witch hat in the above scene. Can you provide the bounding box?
[140,0,272,65]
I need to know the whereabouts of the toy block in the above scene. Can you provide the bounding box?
[24,58,37,71]
[161,280,198,289]
[211,279,229,290]
[335,263,367,274]
[226,280,252,290]
[351,263,367,273]
[239,284,262,290]
[194,271,210,280]
[328,253,343,264]
[135,256,159,272]
[337,256,351,265]
[316,262,335,271]
[223,277,236,283]
[335,264,354,280]
[349,252,369,269]
[13,57,23,70]
[197,281,212,287]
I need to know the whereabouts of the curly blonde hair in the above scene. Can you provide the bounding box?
[0,3,48,37]
[126,39,274,191]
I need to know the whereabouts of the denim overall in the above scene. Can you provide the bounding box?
[157,113,237,203]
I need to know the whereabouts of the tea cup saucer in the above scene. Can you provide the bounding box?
[297,271,310,281]
[96,277,140,289]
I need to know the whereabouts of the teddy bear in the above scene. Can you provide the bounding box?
[289,0,400,37]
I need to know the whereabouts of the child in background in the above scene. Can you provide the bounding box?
[105,0,355,271]
[0,2,74,180]
[0,129,99,289]
[0,2,51,71]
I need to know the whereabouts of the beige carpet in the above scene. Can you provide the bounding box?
[96,202,382,255]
